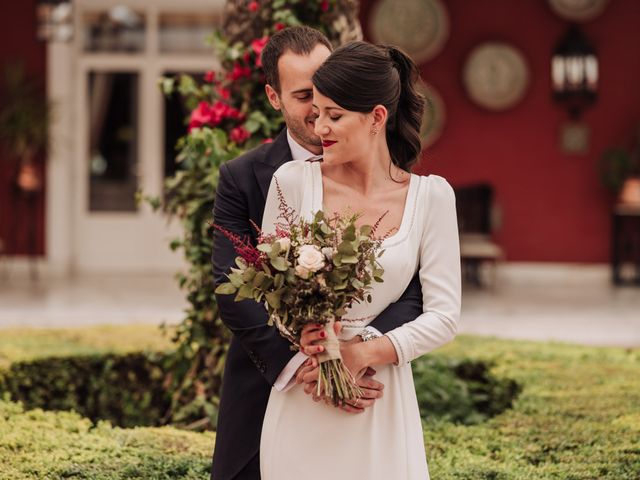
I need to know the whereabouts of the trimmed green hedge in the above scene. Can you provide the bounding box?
[0,352,514,429]
[1,329,638,478]
[0,352,169,428]
[414,357,520,425]
[0,399,213,480]
[424,336,640,479]
[0,327,518,429]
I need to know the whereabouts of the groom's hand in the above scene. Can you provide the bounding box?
[296,363,384,413]
[340,371,384,414]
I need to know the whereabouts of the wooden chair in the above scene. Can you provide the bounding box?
[454,184,504,287]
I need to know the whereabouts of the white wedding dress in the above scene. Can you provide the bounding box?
[259,160,461,480]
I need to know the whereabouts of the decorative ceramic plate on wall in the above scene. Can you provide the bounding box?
[417,81,445,149]
[368,0,449,64]
[463,42,530,111]
[548,0,609,22]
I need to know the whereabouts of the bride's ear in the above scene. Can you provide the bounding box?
[371,105,388,132]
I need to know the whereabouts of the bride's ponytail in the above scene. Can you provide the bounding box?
[385,46,424,172]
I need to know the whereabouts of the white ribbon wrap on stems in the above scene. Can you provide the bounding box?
[318,317,342,363]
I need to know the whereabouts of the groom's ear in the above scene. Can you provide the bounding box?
[265,84,282,111]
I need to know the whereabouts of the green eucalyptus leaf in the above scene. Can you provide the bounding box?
[242,268,256,282]
[237,284,254,299]
[269,242,282,257]
[265,291,281,309]
[338,242,356,255]
[270,256,288,272]
[215,283,237,295]
[228,272,244,288]
[252,271,266,288]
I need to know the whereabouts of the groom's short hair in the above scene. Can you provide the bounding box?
[262,26,332,93]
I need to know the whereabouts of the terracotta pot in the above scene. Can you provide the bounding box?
[618,177,640,206]
[16,162,42,193]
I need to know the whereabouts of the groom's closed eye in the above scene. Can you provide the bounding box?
[292,90,312,101]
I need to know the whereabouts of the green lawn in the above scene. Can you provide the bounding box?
[0,326,638,479]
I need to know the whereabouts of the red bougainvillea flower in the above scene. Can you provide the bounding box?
[204,70,216,83]
[248,1,259,12]
[230,62,252,81]
[188,101,214,131]
[188,101,243,131]
[320,0,329,12]
[274,22,285,31]
[230,126,251,144]
[262,138,274,144]
[251,36,269,67]
[217,87,231,100]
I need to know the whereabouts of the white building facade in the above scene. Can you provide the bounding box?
[42,0,223,276]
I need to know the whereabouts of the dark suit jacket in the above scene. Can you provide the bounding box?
[210,129,423,480]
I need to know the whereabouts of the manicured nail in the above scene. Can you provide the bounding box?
[320,331,326,338]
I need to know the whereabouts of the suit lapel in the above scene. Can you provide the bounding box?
[253,129,292,201]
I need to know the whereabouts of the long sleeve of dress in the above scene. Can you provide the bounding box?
[385,175,461,364]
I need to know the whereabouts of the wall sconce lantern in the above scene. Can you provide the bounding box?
[552,25,598,119]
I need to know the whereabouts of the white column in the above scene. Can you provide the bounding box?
[45,40,75,278]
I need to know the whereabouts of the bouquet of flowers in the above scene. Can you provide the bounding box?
[214,180,386,405]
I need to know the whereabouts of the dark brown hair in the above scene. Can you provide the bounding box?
[261,26,332,93]
[312,41,424,172]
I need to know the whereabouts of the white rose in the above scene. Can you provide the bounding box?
[277,237,291,250]
[297,245,325,272]
[295,264,310,279]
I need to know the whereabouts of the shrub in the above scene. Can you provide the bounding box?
[1,334,638,479]
[0,399,213,480]
[0,339,516,429]
[413,357,521,425]
[0,353,169,428]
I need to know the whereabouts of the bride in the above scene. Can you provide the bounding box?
[259,41,461,480]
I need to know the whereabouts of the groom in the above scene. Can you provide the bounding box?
[211,26,423,480]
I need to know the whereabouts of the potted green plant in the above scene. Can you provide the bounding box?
[599,124,640,205]
[0,63,51,194]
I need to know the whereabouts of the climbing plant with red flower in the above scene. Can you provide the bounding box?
[146,0,362,429]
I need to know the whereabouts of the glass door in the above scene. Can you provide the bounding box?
[73,1,221,272]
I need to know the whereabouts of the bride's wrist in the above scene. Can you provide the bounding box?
[359,335,398,367]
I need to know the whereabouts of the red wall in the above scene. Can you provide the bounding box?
[0,0,46,256]
[361,0,640,263]
[2,1,639,262]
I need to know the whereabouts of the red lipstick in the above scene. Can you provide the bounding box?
[322,140,337,148]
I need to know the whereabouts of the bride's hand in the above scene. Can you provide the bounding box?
[299,321,343,367]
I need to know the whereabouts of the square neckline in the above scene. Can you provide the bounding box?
[308,161,419,247]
